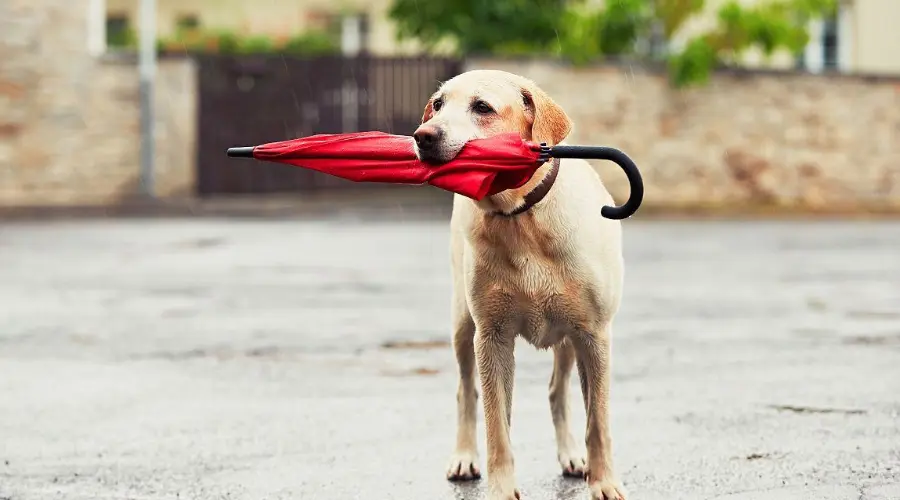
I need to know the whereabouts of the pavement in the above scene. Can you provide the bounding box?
[0,214,898,500]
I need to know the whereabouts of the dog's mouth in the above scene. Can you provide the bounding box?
[413,124,473,164]
[414,137,470,165]
[415,147,455,165]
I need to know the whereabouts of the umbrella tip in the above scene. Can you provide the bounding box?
[226,147,254,158]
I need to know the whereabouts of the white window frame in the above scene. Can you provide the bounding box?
[836,2,853,72]
[802,2,853,73]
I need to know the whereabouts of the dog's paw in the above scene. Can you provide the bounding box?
[587,476,627,500]
[557,451,587,478]
[446,452,481,481]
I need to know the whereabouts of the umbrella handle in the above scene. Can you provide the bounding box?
[545,145,644,220]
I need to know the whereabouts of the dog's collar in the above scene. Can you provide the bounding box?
[492,157,560,217]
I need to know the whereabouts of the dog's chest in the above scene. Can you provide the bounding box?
[466,217,598,348]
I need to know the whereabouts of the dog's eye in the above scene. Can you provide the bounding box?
[472,101,494,115]
[432,98,443,112]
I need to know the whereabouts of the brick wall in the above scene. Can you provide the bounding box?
[467,58,900,212]
[0,0,196,207]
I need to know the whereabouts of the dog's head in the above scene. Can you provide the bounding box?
[413,70,572,164]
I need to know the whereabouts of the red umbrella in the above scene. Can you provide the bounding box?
[227,131,643,219]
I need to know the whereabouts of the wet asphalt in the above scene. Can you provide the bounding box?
[1,215,898,500]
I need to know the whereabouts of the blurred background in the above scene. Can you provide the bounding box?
[2,0,898,211]
[1,1,898,500]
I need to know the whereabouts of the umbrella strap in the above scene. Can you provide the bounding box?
[493,157,560,217]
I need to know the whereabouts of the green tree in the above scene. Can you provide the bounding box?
[388,0,569,54]
[387,0,837,87]
[667,0,836,85]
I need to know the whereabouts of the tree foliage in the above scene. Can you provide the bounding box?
[387,0,838,87]
[153,28,339,56]
[388,0,570,55]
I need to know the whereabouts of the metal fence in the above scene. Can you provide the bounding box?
[196,55,463,195]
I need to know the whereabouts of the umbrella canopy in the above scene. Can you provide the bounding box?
[228,131,545,201]
[226,131,644,220]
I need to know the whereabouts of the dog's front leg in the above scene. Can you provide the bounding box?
[447,311,481,481]
[573,324,626,500]
[474,328,519,500]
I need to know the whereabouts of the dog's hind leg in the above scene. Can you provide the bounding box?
[549,339,587,477]
[573,322,626,500]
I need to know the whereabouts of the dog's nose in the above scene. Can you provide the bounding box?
[413,125,442,152]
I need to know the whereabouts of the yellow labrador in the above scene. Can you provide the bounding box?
[413,69,627,500]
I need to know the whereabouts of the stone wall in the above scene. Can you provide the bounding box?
[467,58,900,212]
[0,0,196,207]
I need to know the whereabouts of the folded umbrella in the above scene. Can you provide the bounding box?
[226,131,643,220]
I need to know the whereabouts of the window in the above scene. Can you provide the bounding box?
[358,13,370,53]
[306,11,343,38]
[821,14,839,70]
[340,13,370,54]
[105,14,133,48]
[176,14,201,31]
[646,21,667,60]
[797,6,849,73]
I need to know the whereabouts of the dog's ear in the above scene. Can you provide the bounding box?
[521,84,572,146]
[421,98,435,124]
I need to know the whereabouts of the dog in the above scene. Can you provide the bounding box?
[413,70,627,500]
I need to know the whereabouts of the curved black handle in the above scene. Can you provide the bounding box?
[548,145,644,220]
[226,147,255,158]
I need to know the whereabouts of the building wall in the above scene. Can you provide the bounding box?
[0,0,196,207]
[105,0,899,72]
[853,0,900,75]
[465,58,900,212]
[105,0,423,55]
